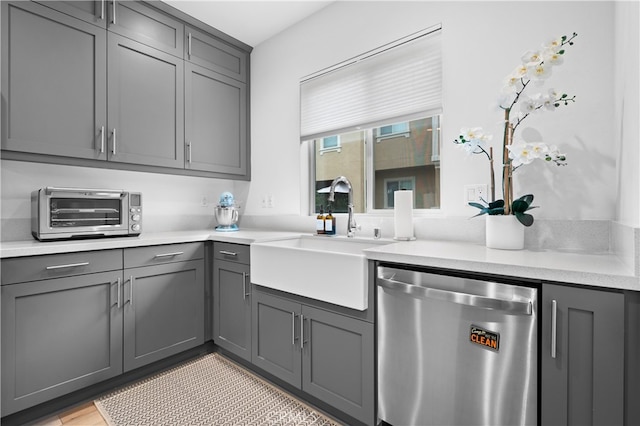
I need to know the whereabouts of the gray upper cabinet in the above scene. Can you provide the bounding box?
[107,33,184,168]
[1,252,124,417]
[2,0,251,180]
[1,1,107,160]
[541,284,624,425]
[36,1,108,28]
[185,26,247,82]
[108,1,184,58]
[185,63,247,176]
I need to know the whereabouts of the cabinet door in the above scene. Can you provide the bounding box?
[123,260,204,372]
[541,284,624,425]
[1,272,123,416]
[185,26,247,82]
[251,290,302,388]
[301,305,374,425]
[185,63,247,176]
[1,1,107,160]
[36,1,108,28]
[107,33,184,168]
[213,260,252,361]
[108,1,183,57]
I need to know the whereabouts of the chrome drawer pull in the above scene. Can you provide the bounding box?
[46,262,89,270]
[219,250,237,256]
[551,299,557,359]
[154,251,184,258]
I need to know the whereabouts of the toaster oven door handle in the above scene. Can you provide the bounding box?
[45,187,125,196]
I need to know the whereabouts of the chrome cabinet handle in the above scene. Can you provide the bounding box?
[128,276,134,307]
[46,262,89,270]
[100,0,104,20]
[551,299,557,359]
[154,251,184,258]
[242,273,250,300]
[291,312,297,346]
[219,250,237,257]
[188,32,192,57]
[111,128,117,155]
[111,0,116,24]
[186,142,192,164]
[99,126,105,153]
[117,277,121,308]
[300,315,305,349]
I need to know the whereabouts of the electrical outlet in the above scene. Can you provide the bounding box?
[464,184,488,203]
[200,196,208,207]
[267,194,274,208]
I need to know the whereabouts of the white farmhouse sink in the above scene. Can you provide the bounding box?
[251,235,389,310]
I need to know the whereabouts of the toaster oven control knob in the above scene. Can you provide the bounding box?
[131,223,141,232]
[131,214,141,222]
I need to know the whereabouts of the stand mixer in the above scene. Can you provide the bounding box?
[214,192,239,232]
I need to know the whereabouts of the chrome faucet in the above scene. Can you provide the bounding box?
[328,176,357,237]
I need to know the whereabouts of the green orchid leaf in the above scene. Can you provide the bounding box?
[468,202,487,210]
[487,207,505,215]
[488,199,505,209]
[515,212,534,227]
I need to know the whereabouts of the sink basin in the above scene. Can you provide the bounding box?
[250,235,389,310]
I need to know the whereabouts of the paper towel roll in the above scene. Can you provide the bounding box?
[394,190,414,240]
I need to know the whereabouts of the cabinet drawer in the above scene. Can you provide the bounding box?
[124,242,204,268]
[1,250,123,285]
[185,26,247,82]
[214,242,250,264]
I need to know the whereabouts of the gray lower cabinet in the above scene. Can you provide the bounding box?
[1,243,206,417]
[213,243,252,361]
[107,32,184,168]
[1,1,107,160]
[252,288,375,425]
[123,259,205,371]
[185,62,247,176]
[1,251,124,417]
[541,283,624,425]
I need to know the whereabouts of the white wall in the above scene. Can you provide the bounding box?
[248,1,618,223]
[614,1,640,228]
[0,160,244,241]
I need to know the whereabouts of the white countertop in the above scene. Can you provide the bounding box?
[364,240,639,291]
[1,229,638,291]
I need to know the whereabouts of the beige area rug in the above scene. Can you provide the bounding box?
[95,353,342,426]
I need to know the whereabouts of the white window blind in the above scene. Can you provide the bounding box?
[300,25,442,141]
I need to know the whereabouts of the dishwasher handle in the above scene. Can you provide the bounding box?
[378,276,532,315]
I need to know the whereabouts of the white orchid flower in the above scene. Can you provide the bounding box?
[507,142,536,167]
[519,95,541,114]
[542,48,564,66]
[540,93,557,111]
[526,62,553,80]
[521,50,543,65]
[542,36,564,53]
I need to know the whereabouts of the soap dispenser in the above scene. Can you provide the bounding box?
[325,207,336,235]
[316,206,325,235]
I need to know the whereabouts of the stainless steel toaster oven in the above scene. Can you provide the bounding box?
[31,187,142,241]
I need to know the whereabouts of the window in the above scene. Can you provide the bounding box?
[319,135,341,154]
[301,25,442,214]
[310,115,441,213]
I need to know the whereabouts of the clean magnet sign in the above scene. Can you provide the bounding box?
[470,325,500,351]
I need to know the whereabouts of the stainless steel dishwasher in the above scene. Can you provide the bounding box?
[377,265,538,426]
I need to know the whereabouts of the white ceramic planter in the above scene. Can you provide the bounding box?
[486,215,525,250]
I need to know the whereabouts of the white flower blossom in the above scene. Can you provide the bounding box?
[540,93,557,111]
[526,62,553,80]
[507,143,536,167]
[542,48,564,66]
[542,36,564,53]
[457,128,492,155]
[521,50,543,65]
[518,95,541,114]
